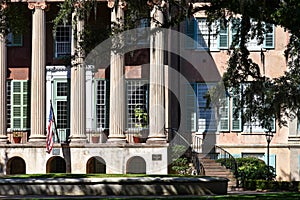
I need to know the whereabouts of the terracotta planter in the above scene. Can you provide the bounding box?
[13,137,21,143]
[133,136,140,143]
[91,136,100,143]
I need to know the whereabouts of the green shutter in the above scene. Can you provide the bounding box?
[185,17,196,49]
[263,154,276,171]
[11,81,28,130]
[218,21,228,49]
[231,88,242,132]
[264,24,274,49]
[219,94,230,131]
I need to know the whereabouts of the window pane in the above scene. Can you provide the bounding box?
[126,80,148,129]
[13,94,21,105]
[57,82,68,96]
[13,82,21,93]
[57,101,68,129]
[96,80,107,129]
[13,107,21,117]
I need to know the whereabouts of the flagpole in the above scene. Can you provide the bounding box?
[50,100,60,143]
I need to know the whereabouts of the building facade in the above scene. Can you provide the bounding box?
[0,0,299,182]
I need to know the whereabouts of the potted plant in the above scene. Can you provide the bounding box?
[91,133,100,143]
[13,131,23,143]
[133,107,148,143]
[133,132,142,143]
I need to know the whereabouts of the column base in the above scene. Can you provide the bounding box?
[29,135,46,143]
[107,136,127,143]
[69,135,87,143]
[146,136,167,144]
[0,135,8,143]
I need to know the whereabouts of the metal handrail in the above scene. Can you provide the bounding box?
[191,150,205,175]
[214,145,239,188]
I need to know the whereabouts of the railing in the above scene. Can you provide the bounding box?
[191,150,205,175]
[192,134,203,153]
[211,145,239,188]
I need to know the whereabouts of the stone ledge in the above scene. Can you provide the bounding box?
[0,177,228,196]
[0,143,169,148]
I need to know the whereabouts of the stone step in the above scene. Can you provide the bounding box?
[199,157,237,189]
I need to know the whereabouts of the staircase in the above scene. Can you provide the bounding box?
[200,156,237,190]
[192,135,239,190]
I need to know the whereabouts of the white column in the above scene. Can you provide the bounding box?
[69,4,87,143]
[147,2,167,143]
[28,2,47,142]
[0,28,7,143]
[107,1,127,143]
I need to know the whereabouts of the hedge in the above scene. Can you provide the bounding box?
[244,180,300,191]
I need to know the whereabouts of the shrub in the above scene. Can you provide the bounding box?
[217,157,276,187]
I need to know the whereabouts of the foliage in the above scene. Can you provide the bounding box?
[218,157,276,187]
[12,131,23,138]
[0,3,29,36]
[202,0,300,129]
[134,106,148,129]
[169,145,191,175]
[236,157,276,187]
[244,180,300,192]
[171,157,189,175]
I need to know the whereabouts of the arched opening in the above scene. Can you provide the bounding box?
[6,156,26,175]
[126,156,146,174]
[86,156,106,174]
[46,156,66,173]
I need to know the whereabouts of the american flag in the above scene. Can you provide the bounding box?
[46,104,54,154]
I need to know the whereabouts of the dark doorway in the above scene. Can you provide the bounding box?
[86,157,106,174]
[46,156,66,173]
[6,157,26,175]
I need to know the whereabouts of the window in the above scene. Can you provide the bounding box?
[230,19,275,50]
[186,18,220,50]
[187,83,220,132]
[231,84,275,133]
[185,17,275,51]
[54,25,71,58]
[187,83,275,133]
[7,33,22,46]
[11,80,29,130]
[55,81,68,129]
[95,79,109,129]
[127,18,150,45]
[126,80,148,129]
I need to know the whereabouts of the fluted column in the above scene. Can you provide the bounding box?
[69,3,87,143]
[0,10,7,143]
[28,2,47,142]
[107,0,127,143]
[147,2,167,143]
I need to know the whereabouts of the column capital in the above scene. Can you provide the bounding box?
[28,2,47,10]
[107,0,127,9]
